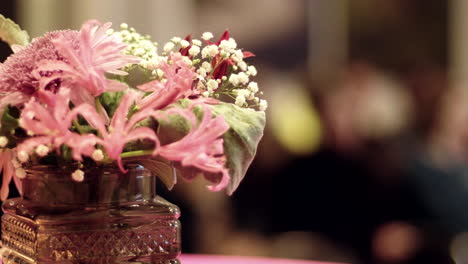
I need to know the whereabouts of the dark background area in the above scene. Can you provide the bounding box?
[1,1,467,263]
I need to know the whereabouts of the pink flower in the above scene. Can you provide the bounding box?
[157,105,230,191]
[137,53,196,110]
[0,92,30,117]
[79,90,160,171]
[17,88,98,160]
[0,148,22,201]
[34,20,140,105]
[0,30,79,96]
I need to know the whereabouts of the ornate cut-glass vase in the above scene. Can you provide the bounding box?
[1,164,181,264]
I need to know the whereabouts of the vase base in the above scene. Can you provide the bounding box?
[1,247,180,264]
[1,248,180,264]
[1,196,181,264]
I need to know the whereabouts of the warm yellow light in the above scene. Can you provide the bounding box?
[270,83,322,155]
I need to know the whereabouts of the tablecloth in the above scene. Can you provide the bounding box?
[179,254,346,264]
[0,254,346,264]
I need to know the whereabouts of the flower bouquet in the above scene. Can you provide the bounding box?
[0,15,266,263]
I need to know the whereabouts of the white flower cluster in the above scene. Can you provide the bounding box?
[110,23,165,70]
[180,31,266,111]
[112,26,268,111]
[0,136,7,148]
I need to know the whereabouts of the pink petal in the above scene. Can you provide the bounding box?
[106,79,128,92]
[66,133,100,161]
[206,169,230,192]
[0,92,30,117]
[70,103,107,135]
[157,106,230,191]
[16,136,53,154]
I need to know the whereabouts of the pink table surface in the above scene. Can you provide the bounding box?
[179,254,346,264]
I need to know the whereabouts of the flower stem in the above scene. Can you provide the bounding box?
[120,149,154,159]
[73,120,86,134]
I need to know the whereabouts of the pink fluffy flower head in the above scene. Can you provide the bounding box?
[34,20,140,103]
[0,30,79,96]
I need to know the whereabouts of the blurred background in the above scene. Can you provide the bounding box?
[2,0,468,263]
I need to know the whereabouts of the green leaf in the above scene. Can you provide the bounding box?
[99,91,125,117]
[211,102,266,195]
[155,99,266,194]
[1,105,19,131]
[137,157,178,190]
[0,105,20,148]
[0,14,29,48]
[156,112,191,144]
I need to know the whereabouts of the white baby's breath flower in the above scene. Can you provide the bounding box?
[247,65,258,76]
[229,74,240,86]
[207,79,219,91]
[232,49,244,62]
[163,42,175,53]
[235,95,246,106]
[220,50,229,58]
[248,82,259,93]
[202,91,210,97]
[171,37,182,43]
[202,45,219,58]
[92,149,104,161]
[189,45,201,56]
[236,89,250,97]
[202,32,214,40]
[156,69,165,78]
[71,169,85,182]
[17,151,29,163]
[15,168,26,179]
[0,136,8,148]
[157,56,168,64]
[201,61,212,72]
[228,38,237,49]
[182,56,193,66]
[35,145,49,157]
[238,61,248,71]
[192,39,202,46]
[197,68,207,78]
[120,23,129,30]
[134,47,146,56]
[219,40,231,52]
[259,99,268,111]
[180,40,190,48]
[237,72,249,85]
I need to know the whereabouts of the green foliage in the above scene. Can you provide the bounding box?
[0,105,21,148]
[0,14,29,48]
[149,99,266,194]
[211,102,266,194]
[99,91,125,117]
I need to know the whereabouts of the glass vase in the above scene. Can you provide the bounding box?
[0,164,181,264]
